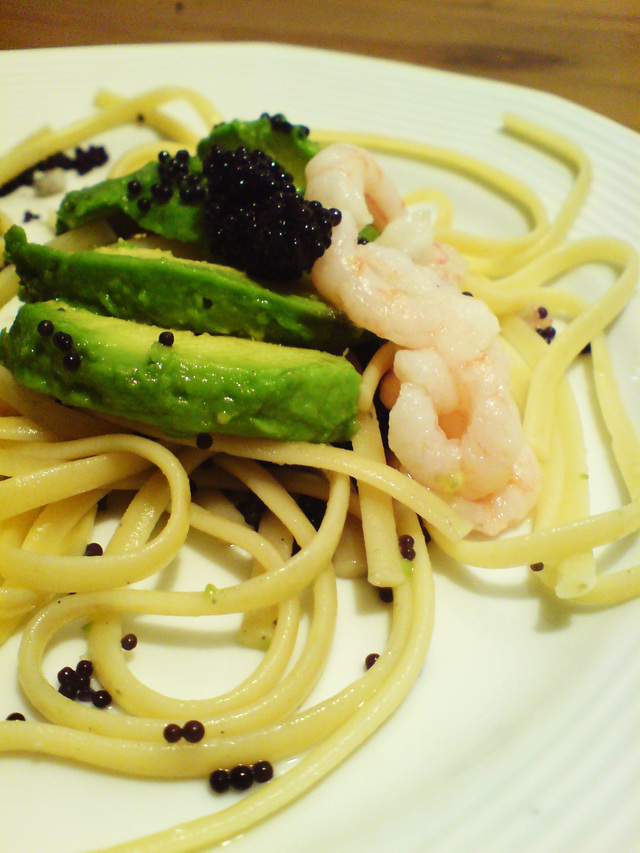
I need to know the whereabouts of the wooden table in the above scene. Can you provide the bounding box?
[1,0,638,133]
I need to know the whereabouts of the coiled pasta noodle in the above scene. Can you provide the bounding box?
[0,85,638,853]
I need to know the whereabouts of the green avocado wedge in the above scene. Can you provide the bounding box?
[5,226,365,350]
[55,114,320,239]
[0,301,361,443]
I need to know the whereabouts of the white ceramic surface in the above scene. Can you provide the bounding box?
[0,42,639,853]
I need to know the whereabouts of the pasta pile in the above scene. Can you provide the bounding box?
[0,87,638,853]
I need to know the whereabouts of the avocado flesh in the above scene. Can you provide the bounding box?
[0,302,360,443]
[56,159,206,242]
[56,115,319,239]
[197,115,321,192]
[5,226,364,350]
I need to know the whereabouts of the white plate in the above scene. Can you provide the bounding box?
[1,42,639,853]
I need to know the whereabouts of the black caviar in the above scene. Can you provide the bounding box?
[37,319,54,337]
[5,712,26,721]
[398,533,416,560]
[209,768,230,793]
[229,764,253,791]
[121,633,138,650]
[92,689,112,708]
[378,587,394,603]
[163,723,183,743]
[201,144,339,281]
[365,653,380,670]
[530,561,544,572]
[158,330,174,347]
[0,145,108,198]
[252,760,274,783]
[182,719,206,743]
[52,330,73,351]
[62,351,81,371]
[196,432,213,450]
[84,542,103,556]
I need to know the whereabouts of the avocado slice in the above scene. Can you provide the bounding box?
[197,114,320,192]
[5,226,365,350]
[0,301,360,443]
[56,114,319,239]
[56,158,206,242]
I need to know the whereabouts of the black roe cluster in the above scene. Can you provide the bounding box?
[209,760,274,793]
[201,145,341,281]
[0,145,108,197]
[57,659,112,708]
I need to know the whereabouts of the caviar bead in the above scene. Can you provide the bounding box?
[37,319,54,337]
[158,330,174,347]
[158,150,171,164]
[163,723,183,743]
[150,182,173,202]
[229,765,253,791]
[196,432,213,450]
[6,712,26,721]
[365,653,380,670]
[530,561,544,572]
[58,681,78,700]
[57,666,77,684]
[175,149,190,164]
[378,587,394,603]
[182,720,205,743]
[121,633,138,650]
[127,179,142,198]
[52,331,73,351]
[209,769,230,793]
[84,542,103,556]
[92,689,112,708]
[62,351,81,371]
[76,659,93,677]
[77,689,95,702]
[398,534,416,560]
[137,197,151,213]
[252,760,274,783]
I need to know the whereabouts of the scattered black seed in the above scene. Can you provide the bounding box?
[252,760,274,783]
[158,330,174,347]
[536,326,556,343]
[0,145,108,197]
[57,666,77,684]
[58,681,78,700]
[209,768,230,793]
[235,494,266,530]
[137,197,151,213]
[378,587,394,603]
[52,330,73,351]
[6,712,26,721]
[84,542,103,556]
[74,673,91,692]
[365,653,380,670]
[182,719,205,743]
[37,319,54,337]
[62,351,81,371]
[92,689,112,708]
[196,432,213,450]
[163,723,183,743]
[76,659,93,677]
[530,561,544,572]
[229,764,253,791]
[398,533,416,560]
[77,689,95,702]
[150,182,173,202]
[121,633,138,651]
[127,179,142,198]
[23,210,40,222]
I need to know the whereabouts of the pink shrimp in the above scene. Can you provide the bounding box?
[305,143,542,534]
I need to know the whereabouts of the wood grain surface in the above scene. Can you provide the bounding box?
[1,0,639,131]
